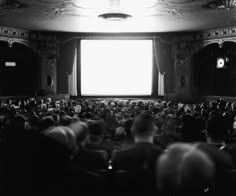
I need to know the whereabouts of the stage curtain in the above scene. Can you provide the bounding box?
[68,46,78,96]
[153,38,173,95]
[158,72,165,96]
[153,38,165,96]
[58,39,77,94]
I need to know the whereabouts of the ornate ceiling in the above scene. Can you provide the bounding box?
[0,0,235,33]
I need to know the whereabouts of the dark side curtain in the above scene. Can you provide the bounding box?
[153,38,174,95]
[153,38,166,74]
[58,39,78,94]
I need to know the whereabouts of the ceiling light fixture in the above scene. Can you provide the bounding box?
[98,0,132,21]
[98,12,132,21]
[206,0,236,11]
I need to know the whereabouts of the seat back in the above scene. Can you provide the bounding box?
[83,148,109,170]
[212,170,236,193]
[111,169,156,193]
[65,166,107,192]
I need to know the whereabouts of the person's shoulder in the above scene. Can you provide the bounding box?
[112,144,135,154]
[196,142,234,168]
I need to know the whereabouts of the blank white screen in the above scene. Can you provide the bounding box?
[81,40,153,96]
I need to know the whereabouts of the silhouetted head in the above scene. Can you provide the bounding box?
[131,112,157,142]
[157,142,215,193]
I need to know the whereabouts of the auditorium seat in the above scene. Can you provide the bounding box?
[211,170,236,193]
[73,147,109,170]
[111,169,157,193]
[65,165,107,193]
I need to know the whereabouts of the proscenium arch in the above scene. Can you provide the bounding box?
[0,37,38,53]
[191,39,236,55]
[193,41,236,96]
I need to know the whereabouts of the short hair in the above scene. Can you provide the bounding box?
[131,112,156,137]
[123,118,134,137]
[60,115,72,126]
[157,142,215,193]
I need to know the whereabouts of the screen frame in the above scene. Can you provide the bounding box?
[79,38,156,98]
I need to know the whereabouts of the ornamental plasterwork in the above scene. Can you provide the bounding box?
[0,0,27,15]
[0,26,30,47]
[0,0,214,19]
[0,26,57,52]
[175,26,236,43]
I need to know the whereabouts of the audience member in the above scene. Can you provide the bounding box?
[156,142,215,194]
[1,96,236,194]
[111,112,163,193]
